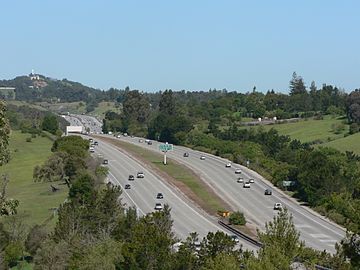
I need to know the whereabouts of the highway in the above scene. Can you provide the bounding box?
[66,114,346,253]
[89,137,257,250]
[64,115,257,250]
[117,136,346,253]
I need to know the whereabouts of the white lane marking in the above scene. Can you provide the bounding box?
[108,171,145,216]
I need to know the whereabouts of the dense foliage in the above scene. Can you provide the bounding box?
[0,101,10,166]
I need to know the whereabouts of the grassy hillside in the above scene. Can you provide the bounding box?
[90,101,121,119]
[0,131,67,227]
[260,116,348,143]
[321,133,360,155]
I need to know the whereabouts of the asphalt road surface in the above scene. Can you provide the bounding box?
[67,114,345,253]
[86,136,256,250]
[115,135,346,253]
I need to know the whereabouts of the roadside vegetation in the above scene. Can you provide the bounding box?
[0,131,67,227]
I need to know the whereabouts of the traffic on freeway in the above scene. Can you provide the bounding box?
[66,114,345,253]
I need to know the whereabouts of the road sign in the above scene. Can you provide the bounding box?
[159,144,173,152]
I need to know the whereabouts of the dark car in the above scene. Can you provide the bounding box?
[147,141,153,145]
[128,175,135,181]
[264,189,272,195]
[156,193,164,199]
[183,152,189,157]
[94,141,98,146]
[124,184,131,189]
[103,159,108,165]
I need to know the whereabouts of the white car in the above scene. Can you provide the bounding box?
[249,178,254,183]
[243,182,250,188]
[274,202,282,210]
[154,203,163,211]
[237,177,244,183]
[235,169,242,174]
[89,147,95,153]
[137,172,145,178]
[117,134,121,138]
[200,156,206,160]
[225,163,231,168]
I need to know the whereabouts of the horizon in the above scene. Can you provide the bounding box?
[1,1,359,92]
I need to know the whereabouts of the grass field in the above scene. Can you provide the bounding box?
[321,133,360,155]
[0,131,67,227]
[98,136,230,215]
[255,116,348,143]
[90,101,121,119]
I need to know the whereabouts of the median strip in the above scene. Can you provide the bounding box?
[96,136,232,216]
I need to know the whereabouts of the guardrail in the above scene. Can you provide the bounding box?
[218,220,263,247]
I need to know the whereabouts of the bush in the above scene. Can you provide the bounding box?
[229,211,246,225]
[26,137,32,143]
[349,123,359,134]
[331,123,345,134]
[31,133,36,138]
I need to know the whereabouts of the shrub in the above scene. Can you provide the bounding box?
[26,137,32,143]
[229,211,246,225]
[349,123,359,134]
[31,133,36,138]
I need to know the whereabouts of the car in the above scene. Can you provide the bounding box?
[137,172,145,178]
[156,193,164,199]
[147,141,152,145]
[124,184,131,189]
[243,182,251,188]
[235,169,242,174]
[194,241,201,252]
[89,147,95,153]
[225,163,231,168]
[183,152,189,157]
[139,139,143,143]
[103,159,108,165]
[237,177,244,183]
[145,139,150,143]
[128,175,135,181]
[89,138,93,143]
[94,141,98,146]
[274,202,282,210]
[154,203,163,211]
[231,235,239,243]
[249,178,254,183]
[123,133,128,137]
[200,156,206,160]
[116,134,121,138]
[108,131,113,135]
[264,189,272,195]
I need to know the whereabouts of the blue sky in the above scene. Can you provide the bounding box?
[1,1,359,92]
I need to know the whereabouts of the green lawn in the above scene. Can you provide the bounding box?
[260,116,348,143]
[0,131,67,227]
[321,133,360,155]
[99,137,230,215]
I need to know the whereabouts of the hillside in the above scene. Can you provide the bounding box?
[321,132,360,154]
[0,74,102,103]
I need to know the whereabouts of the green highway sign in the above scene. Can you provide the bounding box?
[159,144,173,152]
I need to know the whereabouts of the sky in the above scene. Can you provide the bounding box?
[1,1,359,93]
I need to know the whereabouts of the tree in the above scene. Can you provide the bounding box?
[122,90,150,124]
[159,89,176,116]
[289,72,306,95]
[200,253,240,270]
[346,89,360,123]
[0,175,19,216]
[246,208,304,269]
[33,152,67,183]
[0,100,10,165]
[25,225,48,256]
[41,114,59,134]
[33,240,72,270]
